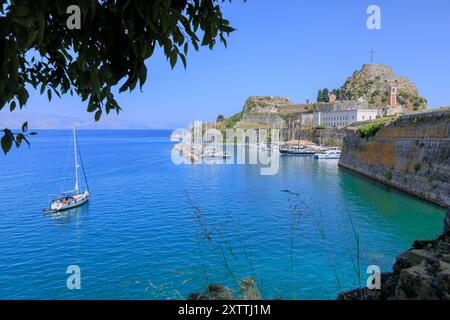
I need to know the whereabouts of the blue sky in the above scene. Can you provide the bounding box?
[2,0,450,129]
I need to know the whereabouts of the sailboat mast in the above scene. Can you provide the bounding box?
[73,128,79,194]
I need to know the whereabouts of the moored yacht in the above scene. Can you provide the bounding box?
[44,128,90,214]
[314,149,341,159]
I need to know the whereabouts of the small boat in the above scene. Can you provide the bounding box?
[44,128,90,214]
[202,146,231,159]
[314,149,341,159]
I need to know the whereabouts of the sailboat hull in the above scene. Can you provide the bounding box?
[50,191,90,212]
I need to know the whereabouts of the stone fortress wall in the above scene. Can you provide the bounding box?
[339,109,450,207]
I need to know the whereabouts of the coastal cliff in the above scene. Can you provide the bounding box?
[338,208,450,300]
[339,109,450,207]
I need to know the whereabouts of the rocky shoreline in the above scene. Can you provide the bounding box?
[190,210,449,300]
[338,208,450,300]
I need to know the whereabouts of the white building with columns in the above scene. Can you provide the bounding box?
[312,109,379,128]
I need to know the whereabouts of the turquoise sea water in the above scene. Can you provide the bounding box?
[0,130,445,299]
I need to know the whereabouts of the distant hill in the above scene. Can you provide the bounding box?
[0,111,166,130]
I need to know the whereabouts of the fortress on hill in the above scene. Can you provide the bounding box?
[226,64,428,130]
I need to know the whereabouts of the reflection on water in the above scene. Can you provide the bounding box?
[47,203,89,224]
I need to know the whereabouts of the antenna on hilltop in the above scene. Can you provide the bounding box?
[369,49,375,64]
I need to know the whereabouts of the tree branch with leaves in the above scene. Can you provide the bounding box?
[0,0,238,154]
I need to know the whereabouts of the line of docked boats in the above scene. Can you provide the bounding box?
[171,127,341,161]
[280,145,341,159]
[173,139,341,161]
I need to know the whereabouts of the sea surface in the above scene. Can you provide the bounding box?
[0,130,446,299]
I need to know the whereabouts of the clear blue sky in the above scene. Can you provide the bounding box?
[3,0,450,129]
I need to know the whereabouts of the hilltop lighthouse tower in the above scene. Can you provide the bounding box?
[389,87,398,106]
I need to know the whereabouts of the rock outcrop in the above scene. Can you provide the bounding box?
[340,64,427,112]
[222,96,291,128]
[338,209,450,300]
[189,277,261,300]
[233,96,291,128]
[242,96,292,114]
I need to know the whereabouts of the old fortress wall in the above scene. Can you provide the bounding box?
[339,109,450,207]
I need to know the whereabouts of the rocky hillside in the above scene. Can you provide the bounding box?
[222,96,291,129]
[339,208,450,300]
[339,64,427,112]
[242,96,292,114]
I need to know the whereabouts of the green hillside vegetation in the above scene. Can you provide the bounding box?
[358,120,385,139]
[223,112,243,128]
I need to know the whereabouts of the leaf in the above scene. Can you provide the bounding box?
[47,89,52,101]
[222,25,236,34]
[29,132,38,136]
[180,54,186,69]
[1,131,13,155]
[87,100,97,112]
[17,88,28,107]
[10,101,16,111]
[94,109,102,121]
[169,50,177,69]
[15,133,23,147]
[138,64,147,89]
[22,121,28,132]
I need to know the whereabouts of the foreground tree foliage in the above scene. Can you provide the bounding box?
[0,0,237,154]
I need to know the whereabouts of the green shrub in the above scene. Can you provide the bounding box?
[224,112,243,128]
[384,171,393,181]
[358,121,384,139]
[314,125,326,130]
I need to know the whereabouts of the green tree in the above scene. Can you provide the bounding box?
[331,88,341,99]
[216,114,225,122]
[322,88,329,102]
[0,0,238,154]
[316,89,323,102]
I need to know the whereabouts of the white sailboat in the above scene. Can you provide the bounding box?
[44,128,90,214]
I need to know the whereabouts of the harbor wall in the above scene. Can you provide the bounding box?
[339,109,450,207]
[298,127,346,148]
